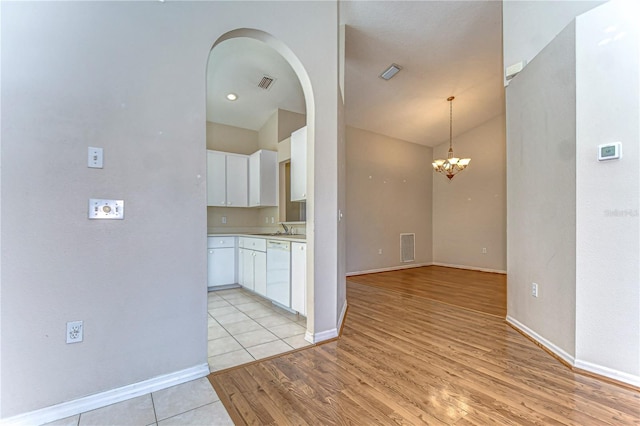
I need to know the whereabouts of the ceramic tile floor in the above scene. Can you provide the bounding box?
[43,377,233,426]
[207,287,310,372]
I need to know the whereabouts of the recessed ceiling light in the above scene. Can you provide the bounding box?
[380,63,402,80]
[226,93,238,101]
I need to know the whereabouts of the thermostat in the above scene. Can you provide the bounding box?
[598,142,621,161]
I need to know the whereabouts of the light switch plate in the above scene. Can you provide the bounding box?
[88,147,103,168]
[89,199,124,219]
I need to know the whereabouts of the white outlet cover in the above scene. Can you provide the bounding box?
[89,199,124,219]
[66,320,83,343]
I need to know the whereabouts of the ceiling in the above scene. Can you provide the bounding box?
[207,1,505,148]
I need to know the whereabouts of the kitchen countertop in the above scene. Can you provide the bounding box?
[208,233,306,242]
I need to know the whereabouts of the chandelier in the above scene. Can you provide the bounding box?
[432,96,471,180]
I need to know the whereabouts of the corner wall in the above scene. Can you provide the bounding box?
[575,0,640,385]
[345,127,432,274]
[432,114,506,273]
[506,22,577,360]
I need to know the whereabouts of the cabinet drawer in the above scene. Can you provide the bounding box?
[207,236,235,249]
[239,237,266,251]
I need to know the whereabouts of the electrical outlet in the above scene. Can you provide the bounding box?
[66,321,83,343]
[222,216,227,224]
[378,249,383,255]
[531,283,539,298]
[482,247,487,254]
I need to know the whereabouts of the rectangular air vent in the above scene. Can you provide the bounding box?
[400,233,415,263]
[258,75,275,90]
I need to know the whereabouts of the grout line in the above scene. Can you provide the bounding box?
[149,392,158,425]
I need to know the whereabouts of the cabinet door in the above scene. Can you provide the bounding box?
[242,250,255,291]
[290,126,307,202]
[207,151,226,207]
[208,248,235,288]
[253,251,267,297]
[249,150,278,207]
[225,155,248,207]
[237,248,246,287]
[291,243,306,315]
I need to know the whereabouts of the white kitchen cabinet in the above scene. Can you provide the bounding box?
[249,150,278,207]
[291,242,307,315]
[237,237,267,294]
[206,150,248,207]
[253,251,267,296]
[207,236,236,289]
[290,126,307,202]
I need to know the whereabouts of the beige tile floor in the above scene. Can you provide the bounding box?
[43,288,307,426]
[207,287,310,372]
[43,377,232,426]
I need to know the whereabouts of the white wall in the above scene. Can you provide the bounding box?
[432,114,506,273]
[506,21,577,359]
[346,127,433,274]
[575,0,640,384]
[0,1,340,419]
[503,0,605,84]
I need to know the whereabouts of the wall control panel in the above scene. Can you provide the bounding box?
[89,199,124,219]
[598,142,621,161]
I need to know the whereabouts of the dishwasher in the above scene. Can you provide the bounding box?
[266,240,291,308]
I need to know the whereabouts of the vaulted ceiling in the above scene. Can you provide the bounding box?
[207,1,505,148]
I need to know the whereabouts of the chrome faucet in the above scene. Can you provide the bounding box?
[281,223,290,234]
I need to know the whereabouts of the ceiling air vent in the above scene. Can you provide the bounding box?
[258,75,276,90]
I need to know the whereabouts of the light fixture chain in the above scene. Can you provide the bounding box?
[449,98,453,150]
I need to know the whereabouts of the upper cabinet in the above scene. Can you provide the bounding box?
[249,150,278,207]
[207,149,278,208]
[290,126,307,202]
[207,150,248,207]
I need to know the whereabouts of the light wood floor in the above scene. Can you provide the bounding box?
[209,266,639,425]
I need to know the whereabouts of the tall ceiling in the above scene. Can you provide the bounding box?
[207,0,505,148]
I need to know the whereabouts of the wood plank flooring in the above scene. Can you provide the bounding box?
[209,267,639,425]
[348,266,507,317]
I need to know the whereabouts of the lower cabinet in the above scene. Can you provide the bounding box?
[207,236,236,289]
[291,242,307,315]
[238,238,267,295]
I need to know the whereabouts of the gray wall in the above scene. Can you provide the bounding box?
[574,0,640,382]
[432,114,506,272]
[1,1,340,418]
[506,22,577,358]
[346,127,433,274]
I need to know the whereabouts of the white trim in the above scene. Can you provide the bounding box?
[1,364,210,426]
[431,262,506,274]
[305,328,338,344]
[506,316,575,366]
[574,359,640,388]
[337,300,348,333]
[346,262,432,277]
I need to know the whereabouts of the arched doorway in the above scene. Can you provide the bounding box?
[204,29,315,372]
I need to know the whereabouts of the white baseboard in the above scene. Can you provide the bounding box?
[346,262,432,276]
[507,316,640,388]
[337,300,348,333]
[506,316,575,366]
[431,262,506,274]
[305,328,338,344]
[574,359,640,388]
[2,363,210,426]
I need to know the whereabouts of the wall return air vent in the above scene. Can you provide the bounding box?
[400,233,415,263]
[258,75,276,90]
